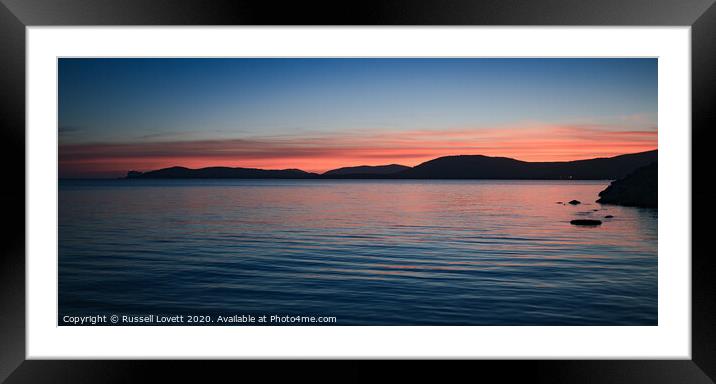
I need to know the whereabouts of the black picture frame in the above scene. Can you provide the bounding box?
[1,0,714,382]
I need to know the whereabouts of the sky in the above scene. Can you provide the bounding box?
[58,58,657,178]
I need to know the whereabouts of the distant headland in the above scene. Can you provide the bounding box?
[125,150,657,181]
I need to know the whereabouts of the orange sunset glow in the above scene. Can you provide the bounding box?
[59,124,657,176]
[58,58,658,178]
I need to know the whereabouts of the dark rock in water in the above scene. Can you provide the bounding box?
[568,200,581,205]
[593,209,599,211]
[597,162,657,208]
[604,215,614,218]
[570,219,602,226]
[556,201,563,204]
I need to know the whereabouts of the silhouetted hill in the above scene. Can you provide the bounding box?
[397,150,657,180]
[125,150,657,180]
[126,166,318,179]
[597,162,657,207]
[322,164,410,177]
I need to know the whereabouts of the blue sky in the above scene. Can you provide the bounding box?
[58,58,657,177]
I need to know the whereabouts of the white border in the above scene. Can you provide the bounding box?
[27,27,691,359]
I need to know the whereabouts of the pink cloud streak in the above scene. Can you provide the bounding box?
[59,124,657,177]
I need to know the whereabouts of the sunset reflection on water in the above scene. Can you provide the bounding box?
[59,179,657,325]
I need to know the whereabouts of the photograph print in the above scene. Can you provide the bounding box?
[58,58,657,326]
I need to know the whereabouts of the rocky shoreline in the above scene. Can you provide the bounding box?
[597,162,657,208]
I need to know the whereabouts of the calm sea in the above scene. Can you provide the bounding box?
[58,179,657,325]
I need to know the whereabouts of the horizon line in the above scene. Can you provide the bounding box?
[60,148,658,179]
